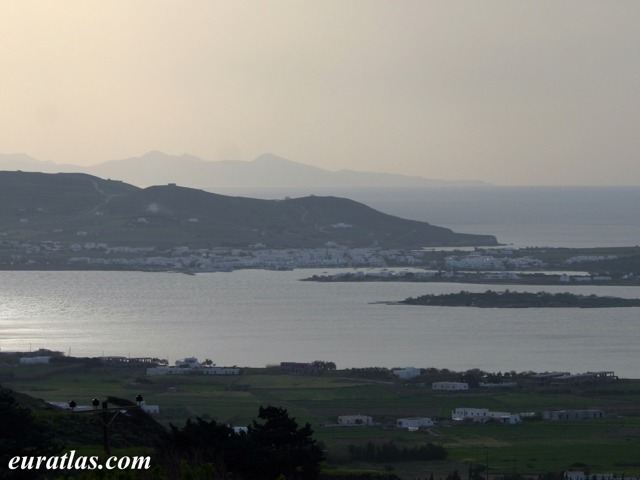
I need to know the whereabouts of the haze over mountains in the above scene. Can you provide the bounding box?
[0,151,488,191]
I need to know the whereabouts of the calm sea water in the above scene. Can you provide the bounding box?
[359,186,640,248]
[1,269,638,378]
[1,187,639,377]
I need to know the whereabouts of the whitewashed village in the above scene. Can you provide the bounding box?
[2,232,634,286]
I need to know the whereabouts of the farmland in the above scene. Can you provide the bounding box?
[2,360,640,479]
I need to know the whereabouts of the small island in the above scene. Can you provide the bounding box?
[398,290,640,308]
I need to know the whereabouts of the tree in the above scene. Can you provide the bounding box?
[161,406,324,480]
[0,387,60,479]
[446,470,462,480]
[244,406,325,480]
[311,361,336,374]
[469,463,487,480]
[163,417,241,479]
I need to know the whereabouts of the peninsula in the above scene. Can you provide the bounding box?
[0,171,500,271]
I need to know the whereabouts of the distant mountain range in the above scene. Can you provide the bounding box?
[0,151,489,190]
[0,171,498,249]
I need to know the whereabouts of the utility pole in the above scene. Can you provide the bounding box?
[485,447,489,480]
[69,397,145,456]
[102,401,110,456]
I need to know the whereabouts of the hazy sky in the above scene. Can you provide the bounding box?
[2,1,639,185]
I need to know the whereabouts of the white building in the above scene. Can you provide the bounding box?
[565,473,615,480]
[139,401,160,415]
[452,408,522,425]
[452,408,490,421]
[565,472,586,480]
[147,366,189,375]
[48,400,159,415]
[201,367,241,375]
[338,415,373,426]
[433,382,469,391]
[147,365,240,376]
[397,417,434,429]
[489,411,522,425]
[543,409,604,421]
[392,367,421,380]
[175,357,201,368]
[19,356,51,365]
[478,382,517,389]
[146,357,240,376]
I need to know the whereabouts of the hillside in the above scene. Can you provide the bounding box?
[0,171,498,250]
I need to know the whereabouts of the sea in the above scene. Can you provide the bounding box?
[1,186,639,378]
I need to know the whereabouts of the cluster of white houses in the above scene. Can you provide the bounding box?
[65,245,419,271]
[396,370,616,390]
[146,357,240,376]
[337,415,434,430]
[444,253,545,270]
[528,371,617,386]
[449,408,604,424]
[337,407,606,430]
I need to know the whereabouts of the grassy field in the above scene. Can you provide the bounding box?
[2,362,640,479]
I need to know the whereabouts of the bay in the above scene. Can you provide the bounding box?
[1,269,638,378]
[3,186,640,378]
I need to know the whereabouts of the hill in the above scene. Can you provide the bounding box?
[0,171,498,250]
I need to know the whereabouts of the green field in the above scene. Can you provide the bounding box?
[2,362,640,479]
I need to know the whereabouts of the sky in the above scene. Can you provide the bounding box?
[2,1,640,186]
